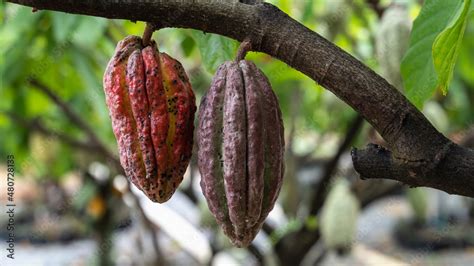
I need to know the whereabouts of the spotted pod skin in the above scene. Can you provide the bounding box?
[103,36,196,203]
[197,60,285,247]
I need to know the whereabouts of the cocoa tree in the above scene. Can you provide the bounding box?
[7,0,473,197]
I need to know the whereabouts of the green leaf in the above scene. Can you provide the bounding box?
[51,12,79,42]
[458,20,474,86]
[267,0,292,16]
[0,6,40,85]
[278,0,292,16]
[181,35,196,57]
[401,0,465,108]
[191,31,238,73]
[432,0,471,95]
[301,0,315,23]
[73,17,108,47]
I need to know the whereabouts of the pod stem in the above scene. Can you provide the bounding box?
[142,22,156,47]
[235,39,252,62]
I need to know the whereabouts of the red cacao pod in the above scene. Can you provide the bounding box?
[103,36,196,203]
[197,60,285,247]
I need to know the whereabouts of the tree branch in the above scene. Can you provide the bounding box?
[2,111,100,152]
[6,0,474,196]
[10,82,167,261]
[29,78,109,156]
[352,143,474,195]
[366,0,385,18]
[275,114,364,265]
[309,114,365,215]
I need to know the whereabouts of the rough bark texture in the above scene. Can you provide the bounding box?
[8,0,474,196]
[198,60,284,247]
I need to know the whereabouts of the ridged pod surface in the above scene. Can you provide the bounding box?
[103,36,196,203]
[197,60,285,247]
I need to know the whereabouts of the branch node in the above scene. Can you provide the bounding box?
[318,54,336,84]
[289,39,302,66]
[433,141,454,166]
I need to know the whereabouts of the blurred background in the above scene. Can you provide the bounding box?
[1,0,474,265]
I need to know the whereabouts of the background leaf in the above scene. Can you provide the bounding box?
[191,31,238,73]
[51,12,79,42]
[401,0,464,108]
[73,17,108,47]
[432,0,471,95]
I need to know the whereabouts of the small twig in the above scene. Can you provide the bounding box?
[28,79,100,143]
[275,114,365,265]
[8,111,165,263]
[126,184,165,264]
[235,38,252,61]
[2,111,99,151]
[366,0,385,18]
[26,80,165,261]
[248,244,264,266]
[262,222,275,236]
[309,113,365,215]
[28,78,118,167]
[142,22,156,46]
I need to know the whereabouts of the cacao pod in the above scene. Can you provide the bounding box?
[376,3,411,91]
[321,0,351,41]
[320,179,360,254]
[406,187,428,224]
[197,60,285,247]
[103,36,196,203]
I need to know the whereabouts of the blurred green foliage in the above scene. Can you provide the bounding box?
[0,0,473,181]
[401,0,472,107]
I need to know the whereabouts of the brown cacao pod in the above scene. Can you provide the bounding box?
[103,36,196,203]
[197,60,285,247]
